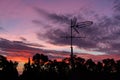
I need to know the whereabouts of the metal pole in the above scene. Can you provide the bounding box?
[70,25,74,69]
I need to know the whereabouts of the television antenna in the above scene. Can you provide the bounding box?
[62,17,93,68]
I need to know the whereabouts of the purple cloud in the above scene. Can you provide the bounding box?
[0,38,71,59]
[0,38,43,51]
[34,1,120,54]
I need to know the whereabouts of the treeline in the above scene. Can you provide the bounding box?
[0,53,120,80]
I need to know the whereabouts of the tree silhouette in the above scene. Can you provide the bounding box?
[32,53,41,65]
[0,55,7,70]
[0,55,18,80]
[32,53,48,65]
[1,53,120,80]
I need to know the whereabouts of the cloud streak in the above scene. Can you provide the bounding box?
[0,38,43,51]
[0,37,120,64]
[0,38,71,62]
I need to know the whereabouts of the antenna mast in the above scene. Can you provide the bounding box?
[62,17,93,69]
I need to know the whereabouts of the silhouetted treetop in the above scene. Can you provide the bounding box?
[0,55,18,80]
[32,53,49,65]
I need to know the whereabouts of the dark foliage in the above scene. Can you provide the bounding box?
[1,53,120,80]
[0,55,18,80]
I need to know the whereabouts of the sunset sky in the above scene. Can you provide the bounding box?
[0,0,120,73]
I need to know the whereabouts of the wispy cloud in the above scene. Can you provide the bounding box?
[0,38,70,61]
[0,37,120,63]
[34,7,72,24]
[34,1,120,55]
[19,37,27,41]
